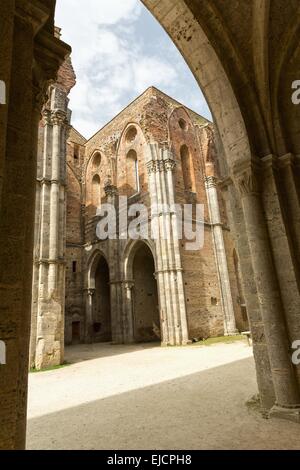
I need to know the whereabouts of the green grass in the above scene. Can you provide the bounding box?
[161,334,247,349]
[29,361,71,373]
[190,334,245,347]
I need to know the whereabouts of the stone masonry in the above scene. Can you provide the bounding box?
[61,86,248,350]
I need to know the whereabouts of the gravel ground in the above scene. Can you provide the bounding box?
[26,340,300,450]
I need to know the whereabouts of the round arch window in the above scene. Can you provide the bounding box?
[179,118,188,131]
[125,126,138,143]
[92,152,101,169]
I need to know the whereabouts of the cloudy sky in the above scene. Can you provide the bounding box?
[55,0,211,139]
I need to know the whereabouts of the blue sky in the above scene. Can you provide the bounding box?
[55,0,211,139]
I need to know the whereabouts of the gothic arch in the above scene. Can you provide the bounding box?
[142,0,252,171]
[123,239,160,342]
[123,238,157,281]
[87,249,110,290]
[117,122,148,196]
[168,106,194,138]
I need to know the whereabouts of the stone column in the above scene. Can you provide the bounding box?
[85,288,95,343]
[104,179,123,343]
[220,177,275,412]
[0,1,71,449]
[165,156,189,345]
[262,155,300,349]
[146,149,170,344]
[234,161,300,421]
[278,154,300,269]
[31,90,70,370]
[146,143,189,345]
[205,175,237,335]
[123,281,135,343]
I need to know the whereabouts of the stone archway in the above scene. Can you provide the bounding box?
[86,251,112,343]
[93,256,112,343]
[1,0,300,450]
[132,242,160,343]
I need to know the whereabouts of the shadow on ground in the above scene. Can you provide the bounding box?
[27,357,300,450]
[65,342,161,364]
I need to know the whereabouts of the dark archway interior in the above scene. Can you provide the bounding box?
[71,321,81,345]
[133,244,160,342]
[93,257,112,342]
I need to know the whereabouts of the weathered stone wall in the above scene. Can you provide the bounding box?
[65,128,86,344]
[65,87,241,343]
[30,53,76,368]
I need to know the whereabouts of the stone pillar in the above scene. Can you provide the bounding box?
[262,155,300,349]
[165,156,189,345]
[205,175,237,335]
[123,281,135,343]
[220,177,275,412]
[234,160,300,421]
[30,89,70,370]
[278,154,300,270]
[104,179,123,343]
[146,143,189,346]
[0,1,71,449]
[84,288,95,343]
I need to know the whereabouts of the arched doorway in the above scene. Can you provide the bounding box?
[93,256,112,342]
[132,243,160,342]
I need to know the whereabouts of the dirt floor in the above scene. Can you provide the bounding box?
[26,340,300,450]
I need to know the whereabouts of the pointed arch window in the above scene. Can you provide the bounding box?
[126,149,140,195]
[92,174,101,208]
[180,144,195,192]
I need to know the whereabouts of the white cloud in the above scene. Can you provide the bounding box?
[133,57,177,93]
[55,0,211,138]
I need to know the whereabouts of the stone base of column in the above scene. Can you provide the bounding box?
[35,339,63,370]
[160,339,191,347]
[224,329,239,336]
[269,404,300,424]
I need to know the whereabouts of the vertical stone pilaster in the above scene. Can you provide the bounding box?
[234,160,300,420]
[146,146,170,345]
[104,179,123,343]
[262,155,300,347]
[146,143,189,346]
[278,154,300,270]
[123,281,135,343]
[165,156,189,345]
[84,288,95,343]
[205,176,237,335]
[31,91,70,370]
[0,1,71,449]
[220,177,275,412]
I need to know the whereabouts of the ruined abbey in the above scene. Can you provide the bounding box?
[29,50,248,370]
[2,0,300,450]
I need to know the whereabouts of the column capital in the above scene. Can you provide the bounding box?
[42,109,52,125]
[147,158,176,175]
[278,153,295,169]
[205,175,218,188]
[218,176,233,191]
[164,158,176,172]
[123,280,135,290]
[86,288,96,297]
[147,160,163,174]
[104,183,118,198]
[51,109,67,126]
[232,159,261,197]
[32,29,71,114]
[16,0,50,35]
[261,154,279,172]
